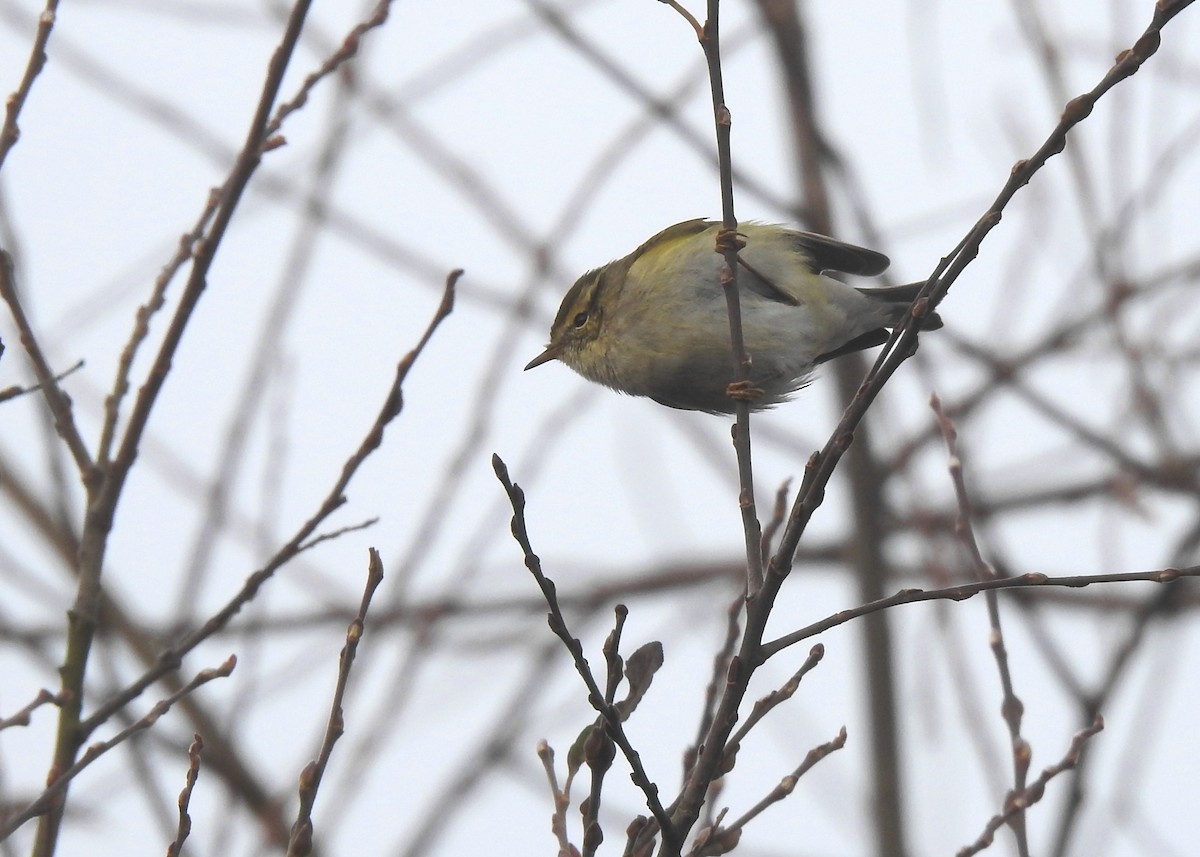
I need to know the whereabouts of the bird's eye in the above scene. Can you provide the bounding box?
[572,311,589,328]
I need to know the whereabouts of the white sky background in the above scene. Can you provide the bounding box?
[1,1,1199,856]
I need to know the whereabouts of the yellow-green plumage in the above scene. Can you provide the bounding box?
[526,219,941,413]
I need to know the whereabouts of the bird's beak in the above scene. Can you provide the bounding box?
[524,343,564,371]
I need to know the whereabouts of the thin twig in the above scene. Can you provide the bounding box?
[932,394,1030,855]
[165,734,205,857]
[0,360,84,405]
[297,517,380,553]
[537,740,579,857]
[0,0,60,171]
[724,644,824,752]
[578,607,630,857]
[707,1,764,597]
[761,565,1196,659]
[692,727,847,857]
[0,688,67,731]
[3,657,235,839]
[664,0,763,598]
[76,271,457,740]
[98,198,218,468]
[769,0,1196,588]
[758,478,791,560]
[492,454,677,850]
[287,548,386,856]
[662,1,774,844]
[0,251,93,475]
[33,5,322,852]
[957,717,1104,857]
[266,1,392,138]
[685,590,742,784]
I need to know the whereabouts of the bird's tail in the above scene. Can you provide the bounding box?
[858,281,943,330]
[813,282,942,365]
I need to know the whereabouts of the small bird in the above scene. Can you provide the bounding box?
[525,219,941,413]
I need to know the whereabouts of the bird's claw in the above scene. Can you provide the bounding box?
[715,228,748,255]
[726,379,764,401]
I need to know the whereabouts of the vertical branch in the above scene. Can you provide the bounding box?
[287,549,386,857]
[670,0,764,594]
[643,4,777,850]
[933,397,1030,856]
[165,735,204,857]
[33,5,318,853]
[931,396,1027,849]
[706,2,763,595]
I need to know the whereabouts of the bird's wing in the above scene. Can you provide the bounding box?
[625,218,714,265]
[787,230,890,277]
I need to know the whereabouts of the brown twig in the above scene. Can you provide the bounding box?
[702,0,765,597]
[0,360,84,405]
[165,734,205,857]
[758,478,791,560]
[76,271,457,743]
[685,590,743,787]
[287,548,386,856]
[264,1,393,139]
[97,197,218,468]
[296,518,381,553]
[538,740,580,857]
[31,5,321,852]
[769,0,1196,588]
[0,0,60,172]
[579,607,628,857]
[957,717,1104,857]
[725,644,824,752]
[0,688,67,731]
[0,252,93,475]
[692,726,847,857]
[657,2,782,845]
[760,565,1195,659]
[932,394,1030,855]
[3,656,235,840]
[491,454,677,850]
[662,0,763,600]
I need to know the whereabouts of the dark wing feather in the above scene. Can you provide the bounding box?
[788,231,890,277]
[814,329,890,364]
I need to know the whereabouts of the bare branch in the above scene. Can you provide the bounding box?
[0,359,84,405]
[492,454,676,851]
[0,0,60,171]
[0,251,93,475]
[0,688,67,732]
[957,718,1105,857]
[933,394,1030,855]
[692,727,847,857]
[287,549,386,856]
[165,734,205,857]
[76,270,457,740]
[761,566,1196,659]
[3,656,235,840]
